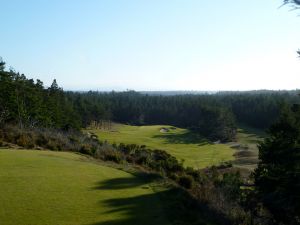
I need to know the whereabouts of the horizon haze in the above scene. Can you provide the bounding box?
[1,0,300,91]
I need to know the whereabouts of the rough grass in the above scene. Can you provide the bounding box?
[229,126,264,172]
[87,124,234,168]
[0,149,170,225]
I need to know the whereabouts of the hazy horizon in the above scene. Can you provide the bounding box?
[65,88,300,93]
[1,0,300,91]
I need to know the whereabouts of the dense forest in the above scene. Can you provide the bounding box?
[0,61,80,130]
[67,90,298,132]
[1,58,298,142]
[0,58,297,141]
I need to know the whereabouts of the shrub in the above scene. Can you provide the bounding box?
[36,134,48,146]
[46,140,57,150]
[79,144,93,155]
[95,144,123,163]
[169,172,179,182]
[178,175,194,189]
[185,167,206,183]
[135,149,151,165]
[215,172,242,201]
[16,133,34,148]
[151,149,184,173]
[104,150,122,163]
[125,154,134,163]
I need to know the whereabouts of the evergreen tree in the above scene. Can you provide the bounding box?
[254,104,300,224]
[0,57,5,71]
[283,0,300,7]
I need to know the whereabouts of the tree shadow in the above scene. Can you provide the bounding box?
[237,126,266,139]
[90,192,170,225]
[152,131,208,145]
[88,174,229,225]
[93,177,147,190]
[92,173,159,191]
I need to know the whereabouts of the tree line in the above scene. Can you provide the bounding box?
[0,60,80,130]
[66,90,298,140]
[1,58,298,141]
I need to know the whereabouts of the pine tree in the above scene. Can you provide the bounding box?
[254,104,300,224]
[0,57,5,71]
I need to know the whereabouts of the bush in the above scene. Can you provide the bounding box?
[104,150,122,163]
[169,172,179,181]
[0,125,104,153]
[215,172,242,201]
[36,134,48,146]
[185,167,207,184]
[125,154,134,163]
[178,175,194,189]
[46,140,58,150]
[79,144,93,155]
[16,133,34,148]
[95,144,123,163]
[151,150,184,173]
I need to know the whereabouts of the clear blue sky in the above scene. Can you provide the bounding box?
[1,0,300,91]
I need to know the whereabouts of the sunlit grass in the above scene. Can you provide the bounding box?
[0,149,169,225]
[88,124,234,168]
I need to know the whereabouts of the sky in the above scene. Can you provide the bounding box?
[1,0,300,91]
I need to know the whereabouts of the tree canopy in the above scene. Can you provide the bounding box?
[283,0,300,6]
[1,58,297,141]
[254,104,300,224]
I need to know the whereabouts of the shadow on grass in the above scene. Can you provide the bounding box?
[92,173,159,190]
[237,125,266,139]
[152,131,208,145]
[89,175,229,225]
[93,177,148,190]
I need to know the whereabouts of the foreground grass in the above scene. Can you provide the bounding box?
[0,149,170,225]
[88,124,234,168]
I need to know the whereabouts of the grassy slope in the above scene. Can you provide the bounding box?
[88,124,234,168]
[0,149,170,225]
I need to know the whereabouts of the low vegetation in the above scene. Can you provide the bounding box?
[0,125,100,154]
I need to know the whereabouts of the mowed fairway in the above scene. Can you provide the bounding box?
[88,124,234,168]
[0,149,170,225]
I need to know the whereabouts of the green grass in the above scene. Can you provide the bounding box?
[0,149,170,225]
[87,124,234,168]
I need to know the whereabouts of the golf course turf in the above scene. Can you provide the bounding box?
[88,124,234,168]
[0,149,170,225]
